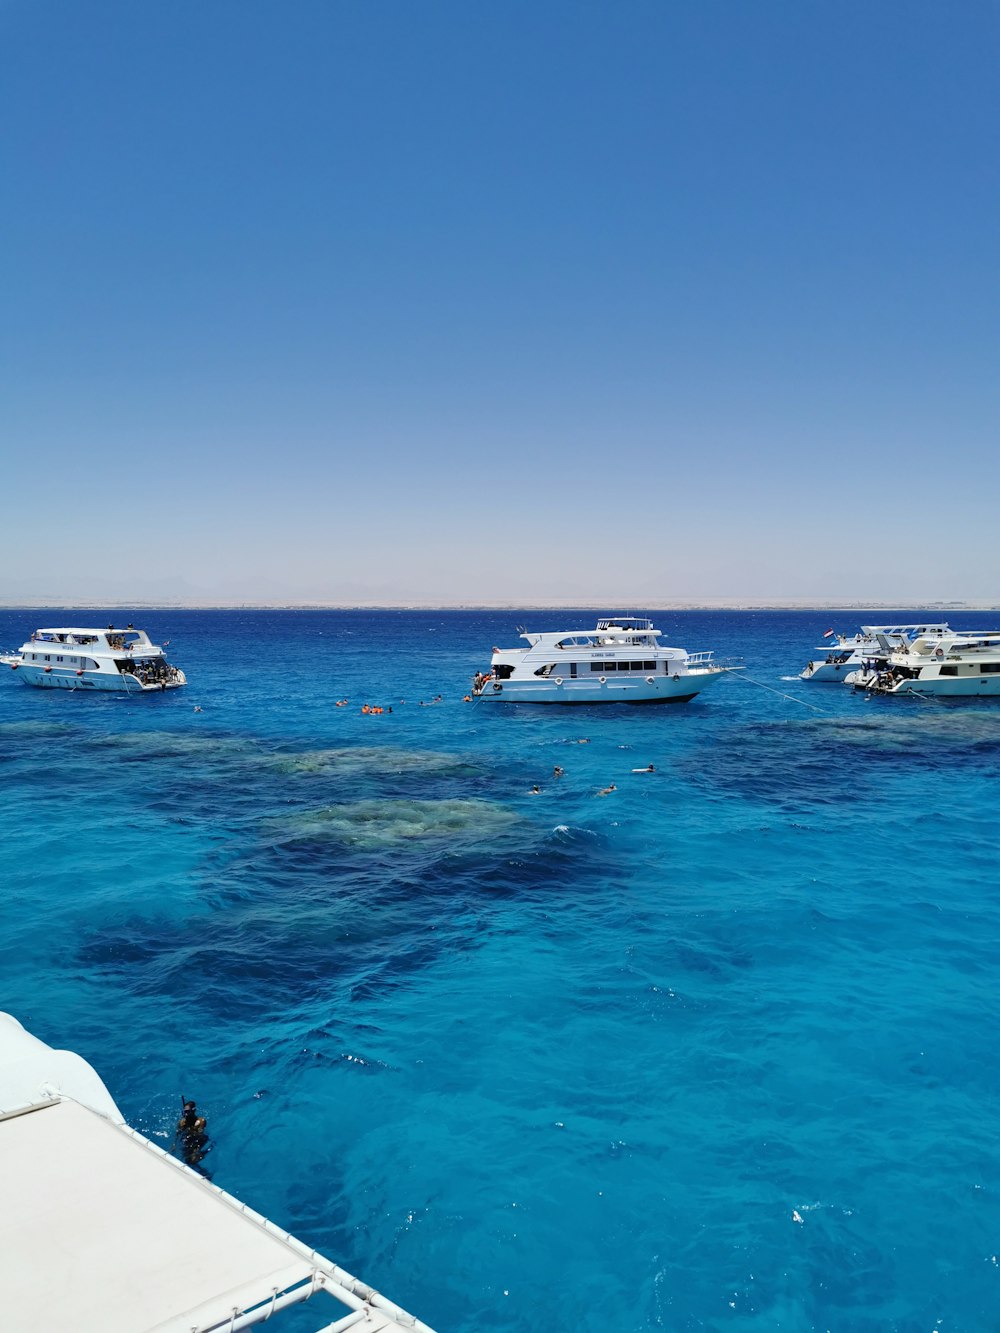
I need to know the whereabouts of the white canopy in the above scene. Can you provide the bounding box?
[0,1015,435,1333]
[1,1098,311,1331]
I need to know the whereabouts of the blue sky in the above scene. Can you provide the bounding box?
[3,1,998,604]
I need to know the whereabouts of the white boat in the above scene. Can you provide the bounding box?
[0,1010,438,1333]
[472,616,733,705]
[846,629,1000,697]
[799,622,951,682]
[7,625,186,692]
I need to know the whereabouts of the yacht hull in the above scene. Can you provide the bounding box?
[12,665,186,691]
[478,669,725,705]
[860,676,1000,698]
[800,659,858,682]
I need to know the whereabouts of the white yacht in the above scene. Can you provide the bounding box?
[799,623,951,682]
[846,629,1000,697]
[472,616,733,704]
[7,625,186,692]
[0,1011,438,1333]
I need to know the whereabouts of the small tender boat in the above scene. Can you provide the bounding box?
[846,629,1000,697]
[7,625,185,692]
[472,616,734,704]
[799,623,951,681]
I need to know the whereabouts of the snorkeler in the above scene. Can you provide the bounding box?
[176,1098,211,1172]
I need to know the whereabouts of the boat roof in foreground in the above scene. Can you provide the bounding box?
[0,1097,433,1333]
[0,1014,435,1333]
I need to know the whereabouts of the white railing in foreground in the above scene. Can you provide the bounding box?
[109,1114,438,1333]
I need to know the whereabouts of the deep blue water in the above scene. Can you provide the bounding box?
[1,608,998,1332]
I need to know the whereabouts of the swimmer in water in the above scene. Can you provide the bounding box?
[175,1099,211,1174]
[597,784,617,796]
[553,766,565,777]
[530,784,541,794]
[631,764,655,773]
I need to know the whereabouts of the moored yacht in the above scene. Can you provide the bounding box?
[472,616,734,704]
[7,625,185,692]
[799,623,951,681]
[846,629,1000,697]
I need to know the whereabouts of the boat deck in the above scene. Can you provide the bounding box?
[0,1094,434,1333]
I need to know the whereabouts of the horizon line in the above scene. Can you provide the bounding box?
[1,600,997,613]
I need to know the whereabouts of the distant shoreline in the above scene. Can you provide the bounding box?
[1,600,998,613]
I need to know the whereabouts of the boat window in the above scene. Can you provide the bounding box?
[590,662,606,672]
[981,662,1000,673]
[938,665,958,676]
[44,655,50,662]
[533,663,558,677]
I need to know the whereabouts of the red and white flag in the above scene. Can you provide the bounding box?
[822,628,835,638]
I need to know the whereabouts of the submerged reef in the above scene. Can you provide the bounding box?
[266,797,521,851]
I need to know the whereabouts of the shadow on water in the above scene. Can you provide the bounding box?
[76,779,618,1026]
[686,709,1000,807]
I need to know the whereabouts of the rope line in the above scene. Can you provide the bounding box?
[732,671,827,712]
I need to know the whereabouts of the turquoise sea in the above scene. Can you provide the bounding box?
[1,608,998,1332]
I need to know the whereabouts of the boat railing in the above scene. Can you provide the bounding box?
[689,653,745,672]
